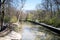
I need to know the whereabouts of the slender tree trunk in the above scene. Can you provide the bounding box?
[0,0,1,30]
[0,0,5,31]
[50,0,53,18]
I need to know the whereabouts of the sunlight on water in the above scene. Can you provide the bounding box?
[21,22,60,40]
[21,22,53,40]
[22,25,35,40]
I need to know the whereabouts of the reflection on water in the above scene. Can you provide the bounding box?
[21,22,60,40]
[22,28,35,40]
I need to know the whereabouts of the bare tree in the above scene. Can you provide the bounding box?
[0,0,5,31]
[18,0,26,22]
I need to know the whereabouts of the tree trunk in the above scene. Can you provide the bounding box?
[0,0,5,31]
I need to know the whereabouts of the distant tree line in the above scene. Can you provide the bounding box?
[26,0,60,27]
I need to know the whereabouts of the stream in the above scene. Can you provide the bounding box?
[21,22,60,40]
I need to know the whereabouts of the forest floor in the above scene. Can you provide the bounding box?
[0,22,22,40]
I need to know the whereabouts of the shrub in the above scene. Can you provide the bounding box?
[4,16,10,23]
[43,17,56,25]
[10,16,17,23]
[44,17,60,27]
[53,19,60,27]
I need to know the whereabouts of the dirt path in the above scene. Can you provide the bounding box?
[0,31,21,40]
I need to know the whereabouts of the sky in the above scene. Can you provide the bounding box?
[23,0,42,10]
[11,0,42,10]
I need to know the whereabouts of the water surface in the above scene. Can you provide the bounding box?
[21,22,60,40]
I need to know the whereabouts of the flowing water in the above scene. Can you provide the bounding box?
[21,22,60,40]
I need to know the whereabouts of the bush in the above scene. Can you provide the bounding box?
[53,19,60,27]
[43,17,60,27]
[48,17,56,25]
[4,16,10,23]
[39,19,45,23]
[10,16,17,23]
[43,17,56,25]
